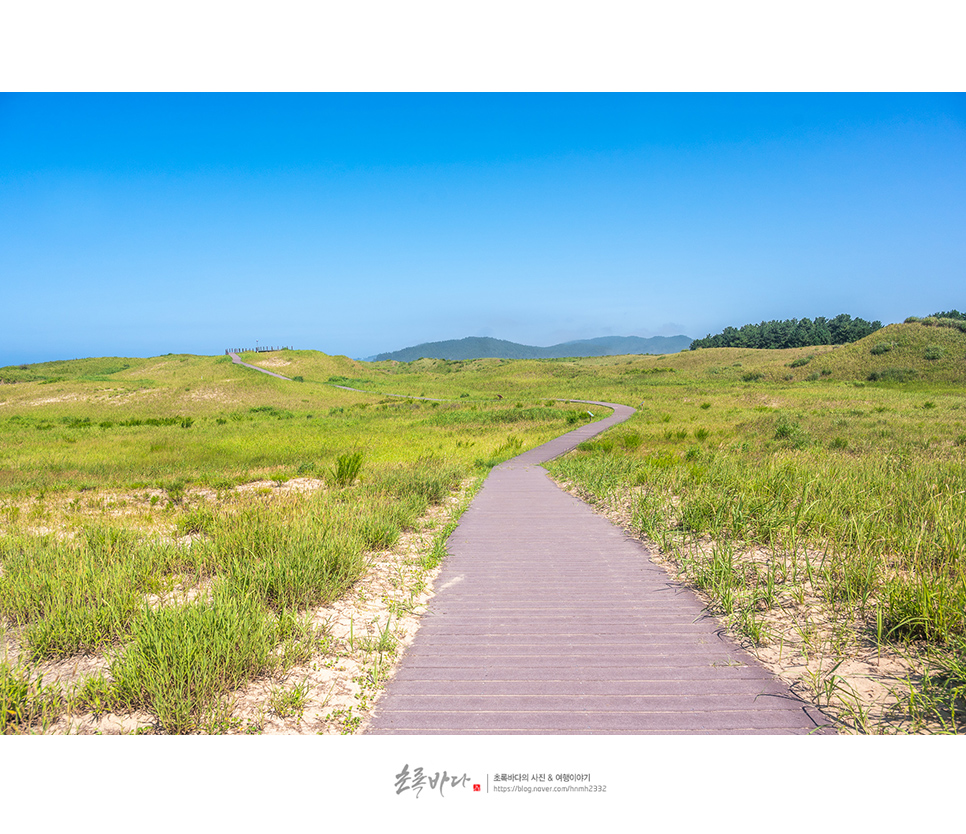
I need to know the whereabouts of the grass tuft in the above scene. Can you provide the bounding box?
[90,591,287,733]
[331,452,364,487]
[1,659,63,733]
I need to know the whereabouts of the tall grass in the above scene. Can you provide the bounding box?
[552,444,966,644]
[0,527,200,660]
[202,500,366,612]
[4,338,965,732]
[1,659,63,733]
[86,590,309,734]
[905,637,966,732]
[0,456,469,732]
[331,452,364,487]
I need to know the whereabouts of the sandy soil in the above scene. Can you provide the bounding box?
[225,494,461,735]
[251,357,291,369]
[4,479,474,735]
[224,486,472,735]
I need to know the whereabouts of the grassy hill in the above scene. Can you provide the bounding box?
[0,352,371,420]
[818,321,966,384]
[0,349,606,497]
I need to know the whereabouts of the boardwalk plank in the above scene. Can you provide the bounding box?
[366,401,831,735]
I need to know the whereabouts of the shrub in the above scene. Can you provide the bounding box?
[924,345,944,361]
[164,480,186,504]
[789,356,812,368]
[882,573,966,643]
[931,309,966,321]
[741,372,763,382]
[870,342,895,356]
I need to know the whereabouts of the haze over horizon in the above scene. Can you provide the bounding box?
[2,93,964,367]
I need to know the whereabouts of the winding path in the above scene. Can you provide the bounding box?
[366,401,830,734]
[228,352,292,381]
[228,352,449,399]
[226,357,828,733]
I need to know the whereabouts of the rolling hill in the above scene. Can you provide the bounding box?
[368,334,693,362]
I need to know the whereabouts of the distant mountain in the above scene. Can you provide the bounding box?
[368,335,693,362]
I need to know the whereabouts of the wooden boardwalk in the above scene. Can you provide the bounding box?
[366,402,831,734]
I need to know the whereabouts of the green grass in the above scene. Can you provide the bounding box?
[0,452,475,732]
[552,437,966,643]
[1,659,63,733]
[331,451,364,487]
[905,637,966,732]
[2,326,966,733]
[269,678,311,720]
[541,322,966,731]
[78,590,312,734]
[0,352,594,497]
[0,527,196,660]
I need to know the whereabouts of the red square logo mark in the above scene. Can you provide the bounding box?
[473,784,481,792]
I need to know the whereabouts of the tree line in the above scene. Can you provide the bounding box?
[690,314,882,350]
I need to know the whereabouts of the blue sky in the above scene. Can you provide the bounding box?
[2,93,964,366]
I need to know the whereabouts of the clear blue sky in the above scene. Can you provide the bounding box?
[2,93,964,366]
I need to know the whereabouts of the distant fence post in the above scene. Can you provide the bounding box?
[225,345,292,355]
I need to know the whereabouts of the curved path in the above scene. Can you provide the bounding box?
[366,401,830,734]
[228,352,292,381]
[229,352,449,400]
